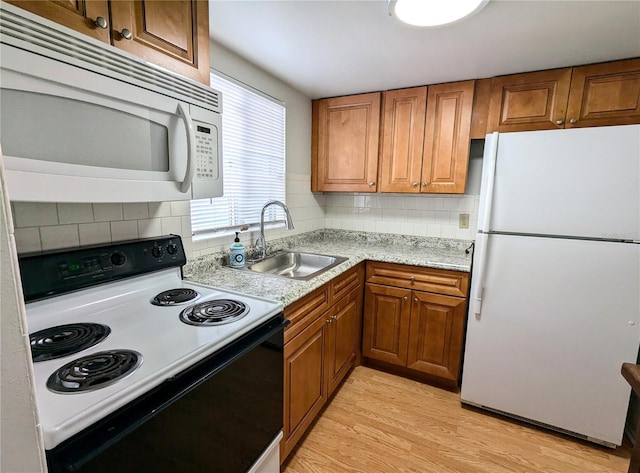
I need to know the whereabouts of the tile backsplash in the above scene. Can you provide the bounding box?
[12,201,193,256]
[325,193,480,240]
[10,174,479,259]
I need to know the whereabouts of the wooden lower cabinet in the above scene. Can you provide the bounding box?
[326,284,363,395]
[362,262,469,388]
[283,314,328,460]
[406,291,467,382]
[362,284,411,366]
[282,264,364,462]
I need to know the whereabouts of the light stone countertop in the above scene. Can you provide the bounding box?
[185,229,473,308]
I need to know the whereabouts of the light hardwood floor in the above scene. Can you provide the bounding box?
[283,366,631,473]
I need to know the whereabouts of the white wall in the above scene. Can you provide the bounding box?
[0,155,46,473]
[190,41,325,258]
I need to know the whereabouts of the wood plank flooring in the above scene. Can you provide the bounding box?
[283,366,631,473]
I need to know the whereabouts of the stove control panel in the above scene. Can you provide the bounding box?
[19,235,187,302]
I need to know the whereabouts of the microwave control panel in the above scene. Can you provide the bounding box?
[194,122,218,180]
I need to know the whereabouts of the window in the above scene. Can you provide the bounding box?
[190,71,286,237]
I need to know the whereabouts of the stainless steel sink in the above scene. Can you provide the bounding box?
[245,251,348,281]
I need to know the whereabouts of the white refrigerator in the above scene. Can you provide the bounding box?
[460,124,640,446]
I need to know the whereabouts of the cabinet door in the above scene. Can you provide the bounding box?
[566,59,640,128]
[326,286,362,396]
[282,314,328,460]
[487,69,572,132]
[109,0,210,84]
[406,291,467,382]
[6,0,110,42]
[362,283,411,366]
[379,87,427,193]
[421,80,474,194]
[312,93,381,192]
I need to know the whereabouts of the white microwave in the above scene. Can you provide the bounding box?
[0,3,222,203]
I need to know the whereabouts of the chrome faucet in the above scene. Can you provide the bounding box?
[255,200,294,260]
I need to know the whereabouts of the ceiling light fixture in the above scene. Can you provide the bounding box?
[388,0,489,28]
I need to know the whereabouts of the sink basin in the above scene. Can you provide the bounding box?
[246,251,348,281]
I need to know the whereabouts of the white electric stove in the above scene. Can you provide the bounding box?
[20,235,285,473]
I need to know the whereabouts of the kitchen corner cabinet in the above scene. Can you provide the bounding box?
[282,264,364,462]
[362,261,469,388]
[6,0,211,85]
[487,58,640,132]
[311,93,381,192]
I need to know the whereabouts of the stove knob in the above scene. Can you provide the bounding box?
[151,245,163,258]
[166,243,178,255]
[110,251,127,266]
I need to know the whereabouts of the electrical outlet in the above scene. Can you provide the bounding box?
[459,213,470,229]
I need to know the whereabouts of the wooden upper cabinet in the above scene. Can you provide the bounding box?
[312,93,381,192]
[487,68,572,132]
[4,0,111,42]
[110,0,210,84]
[7,0,210,85]
[379,87,427,193]
[422,80,474,194]
[565,58,640,128]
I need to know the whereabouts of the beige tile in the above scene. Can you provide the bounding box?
[148,202,171,218]
[170,200,190,216]
[93,203,123,222]
[57,203,94,224]
[123,203,149,220]
[110,220,138,242]
[161,216,182,236]
[14,227,41,254]
[78,223,111,246]
[137,218,162,238]
[40,225,79,251]
[13,202,58,227]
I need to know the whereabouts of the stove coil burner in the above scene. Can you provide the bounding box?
[151,288,200,306]
[47,350,142,394]
[179,299,249,326]
[30,323,111,362]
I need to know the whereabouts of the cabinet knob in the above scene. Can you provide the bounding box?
[414,297,419,303]
[331,315,337,320]
[410,276,415,284]
[555,119,564,125]
[569,118,577,124]
[422,182,429,187]
[403,296,408,301]
[368,181,375,187]
[412,182,419,187]
[120,29,133,40]
[326,319,332,324]
[94,16,108,29]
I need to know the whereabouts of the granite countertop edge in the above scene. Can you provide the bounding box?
[185,229,473,308]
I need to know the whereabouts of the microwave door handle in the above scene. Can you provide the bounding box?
[178,103,196,193]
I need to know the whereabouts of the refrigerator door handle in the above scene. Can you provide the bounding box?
[478,132,499,233]
[472,232,488,316]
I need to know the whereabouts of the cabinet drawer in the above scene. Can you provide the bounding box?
[366,261,469,297]
[284,285,330,343]
[330,263,364,304]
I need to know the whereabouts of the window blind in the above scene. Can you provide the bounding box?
[191,72,286,236]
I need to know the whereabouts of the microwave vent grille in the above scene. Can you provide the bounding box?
[0,5,221,113]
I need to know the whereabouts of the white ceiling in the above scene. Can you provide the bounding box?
[209,1,640,100]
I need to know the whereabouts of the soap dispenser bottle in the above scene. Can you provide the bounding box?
[229,232,245,268]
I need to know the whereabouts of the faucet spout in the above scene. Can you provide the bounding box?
[256,200,294,259]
